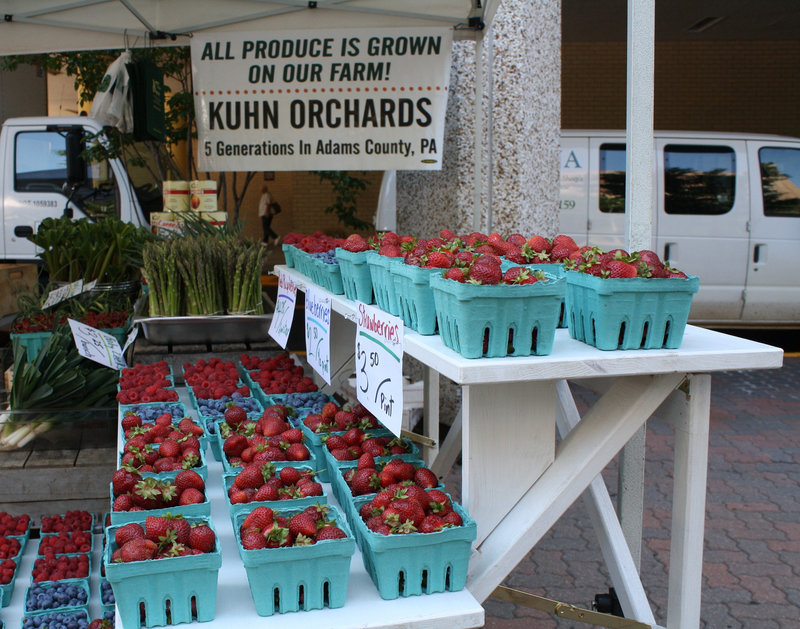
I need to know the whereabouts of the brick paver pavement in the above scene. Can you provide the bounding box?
[445,355,800,628]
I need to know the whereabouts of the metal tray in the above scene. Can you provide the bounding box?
[135,315,272,345]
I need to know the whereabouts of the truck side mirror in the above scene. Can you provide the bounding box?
[65,127,87,185]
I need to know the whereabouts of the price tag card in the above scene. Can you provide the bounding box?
[122,325,139,354]
[42,280,84,309]
[68,318,127,370]
[269,270,298,348]
[304,286,331,384]
[355,302,404,435]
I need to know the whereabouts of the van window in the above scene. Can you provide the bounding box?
[663,144,735,215]
[14,130,119,219]
[14,131,67,193]
[759,147,800,217]
[599,143,626,213]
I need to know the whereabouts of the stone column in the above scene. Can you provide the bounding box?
[397,0,561,238]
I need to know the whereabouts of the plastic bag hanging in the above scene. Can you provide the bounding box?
[89,50,133,133]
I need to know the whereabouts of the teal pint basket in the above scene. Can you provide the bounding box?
[281,244,296,268]
[501,259,568,327]
[393,263,438,334]
[312,257,344,294]
[104,516,221,629]
[233,505,355,616]
[0,561,17,606]
[366,253,403,315]
[351,492,477,599]
[430,272,565,358]
[335,248,375,303]
[565,271,700,350]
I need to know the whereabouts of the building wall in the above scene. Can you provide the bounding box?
[397,0,563,239]
[1,64,47,122]
[563,40,800,139]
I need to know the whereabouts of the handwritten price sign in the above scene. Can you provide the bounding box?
[68,318,127,370]
[304,287,331,384]
[269,270,298,348]
[355,302,404,435]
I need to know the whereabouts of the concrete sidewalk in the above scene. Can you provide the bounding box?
[454,356,800,628]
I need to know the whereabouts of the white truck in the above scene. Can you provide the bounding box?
[559,130,800,328]
[0,115,164,262]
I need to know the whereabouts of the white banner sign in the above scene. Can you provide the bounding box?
[355,302,404,436]
[304,287,331,384]
[190,27,453,171]
[68,318,127,370]
[269,270,298,348]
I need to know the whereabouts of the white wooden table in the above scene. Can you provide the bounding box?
[280,265,784,629]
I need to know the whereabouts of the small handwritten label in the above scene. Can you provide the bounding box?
[68,318,127,370]
[304,286,331,384]
[43,280,84,309]
[355,302,404,435]
[269,270,298,348]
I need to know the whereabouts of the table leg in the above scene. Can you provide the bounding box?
[662,374,711,629]
[467,373,684,603]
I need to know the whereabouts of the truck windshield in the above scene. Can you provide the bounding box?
[14,130,118,219]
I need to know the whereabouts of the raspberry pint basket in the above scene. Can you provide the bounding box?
[393,264,438,335]
[281,244,296,268]
[103,516,221,629]
[335,248,374,303]
[233,506,355,616]
[367,253,403,316]
[565,271,700,350]
[351,493,477,599]
[430,272,565,358]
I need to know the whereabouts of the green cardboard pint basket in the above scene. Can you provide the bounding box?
[103,516,221,629]
[352,492,476,599]
[565,271,700,350]
[393,263,439,335]
[367,253,403,315]
[335,248,375,303]
[430,271,565,358]
[233,506,355,616]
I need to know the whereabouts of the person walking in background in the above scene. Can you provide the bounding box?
[258,183,281,246]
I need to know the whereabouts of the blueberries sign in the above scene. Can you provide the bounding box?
[190,27,453,171]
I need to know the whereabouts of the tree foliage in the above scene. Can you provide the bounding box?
[315,171,373,231]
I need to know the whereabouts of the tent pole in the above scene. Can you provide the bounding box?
[473,33,484,233]
[620,0,655,573]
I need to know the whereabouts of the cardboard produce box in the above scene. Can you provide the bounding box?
[0,263,37,317]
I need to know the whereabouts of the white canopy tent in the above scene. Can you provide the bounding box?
[0,0,493,54]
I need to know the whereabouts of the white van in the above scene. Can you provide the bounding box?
[559,130,800,328]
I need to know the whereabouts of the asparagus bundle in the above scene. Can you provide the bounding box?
[226,238,265,314]
[142,240,183,316]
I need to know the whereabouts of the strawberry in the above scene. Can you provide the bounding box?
[419,514,446,533]
[175,469,205,493]
[121,413,142,431]
[223,433,248,457]
[224,404,248,428]
[178,488,205,505]
[254,484,279,501]
[241,531,267,550]
[242,506,274,532]
[189,524,216,553]
[288,513,318,538]
[235,463,270,489]
[468,263,502,285]
[111,467,141,497]
[114,522,145,548]
[342,233,369,252]
[118,537,158,562]
[145,516,173,544]
[284,443,310,461]
[604,259,638,278]
[378,244,403,257]
[424,251,453,268]
[443,267,467,282]
[297,481,323,497]
[158,439,181,459]
[316,525,347,540]
[413,467,439,489]
[88,620,114,629]
[279,466,302,486]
